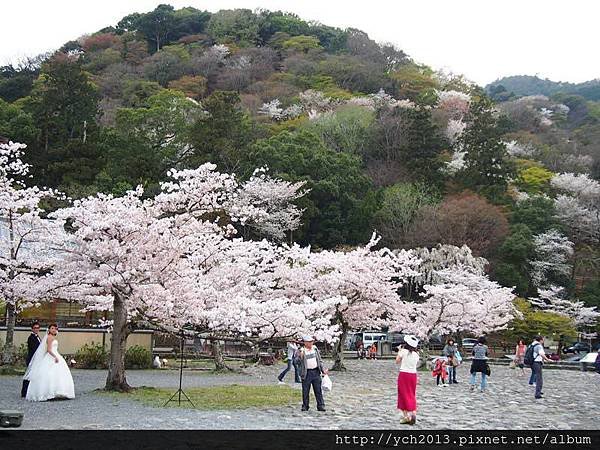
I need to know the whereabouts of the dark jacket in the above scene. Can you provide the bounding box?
[26,333,41,366]
[470,343,489,374]
[298,346,325,380]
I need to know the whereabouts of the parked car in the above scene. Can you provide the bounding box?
[428,335,444,348]
[462,338,478,351]
[362,331,387,351]
[388,332,405,352]
[563,342,591,354]
[347,331,387,351]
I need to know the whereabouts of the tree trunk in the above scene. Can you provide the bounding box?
[249,342,260,363]
[2,214,17,366]
[330,319,348,372]
[1,302,16,365]
[104,293,131,391]
[211,339,234,372]
[557,336,563,358]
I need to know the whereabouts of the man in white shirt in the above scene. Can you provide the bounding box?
[298,335,328,411]
[530,335,554,399]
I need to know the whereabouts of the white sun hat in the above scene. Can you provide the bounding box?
[404,335,419,348]
[302,335,314,342]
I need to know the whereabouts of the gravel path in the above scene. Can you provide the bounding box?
[1,360,599,429]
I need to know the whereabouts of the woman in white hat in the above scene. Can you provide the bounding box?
[395,335,420,425]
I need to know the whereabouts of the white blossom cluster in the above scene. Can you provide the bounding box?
[505,140,536,158]
[208,44,230,61]
[392,245,515,339]
[258,99,302,121]
[530,286,600,328]
[529,230,574,288]
[551,172,600,244]
[259,89,416,122]
[436,90,471,120]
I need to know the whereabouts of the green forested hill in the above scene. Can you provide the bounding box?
[486,75,600,101]
[1,5,600,311]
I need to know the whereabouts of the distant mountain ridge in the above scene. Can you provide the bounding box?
[486,75,600,101]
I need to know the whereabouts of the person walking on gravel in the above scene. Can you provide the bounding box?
[277,339,300,384]
[528,335,554,399]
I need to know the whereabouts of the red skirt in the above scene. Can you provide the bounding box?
[397,371,417,411]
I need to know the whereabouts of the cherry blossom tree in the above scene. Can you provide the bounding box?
[436,90,471,120]
[258,99,285,120]
[391,244,515,340]
[443,119,467,175]
[505,140,536,158]
[401,244,487,298]
[39,163,331,387]
[229,167,307,242]
[530,286,600,330]
[260,89,416,123]
[529,230,574,289]
[43,187,187,389]
[551,173,600,244]
[400,268,516,340]
[347,89,416,111]
[0,141,62,364]
[38,165,234,387]
[276,234,420,371]
[173,232,344,370]
[551,172,600,199]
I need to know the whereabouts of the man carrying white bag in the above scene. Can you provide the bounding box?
[298,335,329,411]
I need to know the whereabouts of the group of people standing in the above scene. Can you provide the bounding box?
[432,338,461,386]
[395,334,558,426]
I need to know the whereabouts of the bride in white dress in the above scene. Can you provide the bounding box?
[23,324,75,401]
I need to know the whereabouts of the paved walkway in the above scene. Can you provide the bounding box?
[1,360,599,429]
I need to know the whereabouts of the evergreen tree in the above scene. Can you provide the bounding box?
[188,91,259,173]
[23,53,101,191]
[459,96,515,200]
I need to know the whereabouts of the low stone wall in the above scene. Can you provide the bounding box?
[0,326,153,355]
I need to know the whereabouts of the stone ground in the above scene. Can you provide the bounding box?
[1,360,599,429]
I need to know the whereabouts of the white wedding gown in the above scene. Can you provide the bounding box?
[25,338,75,401]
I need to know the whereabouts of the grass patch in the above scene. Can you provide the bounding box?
[0,366,25,376]
[100,384,300,410]
[159,358,248,371]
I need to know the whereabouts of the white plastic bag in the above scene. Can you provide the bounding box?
[322,374,332,392]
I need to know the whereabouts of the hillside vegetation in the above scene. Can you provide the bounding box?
[487,75,600,101]
[1,5,599,321]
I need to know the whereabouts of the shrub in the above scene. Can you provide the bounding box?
[75,342,108,369]
[16,342,28,366]
[125,345,152,369]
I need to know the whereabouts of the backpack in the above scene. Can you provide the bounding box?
[523,343,539,367]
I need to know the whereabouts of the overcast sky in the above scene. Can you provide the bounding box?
[1,0,598,86]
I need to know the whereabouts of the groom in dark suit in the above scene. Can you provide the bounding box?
[21,322,41,398]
